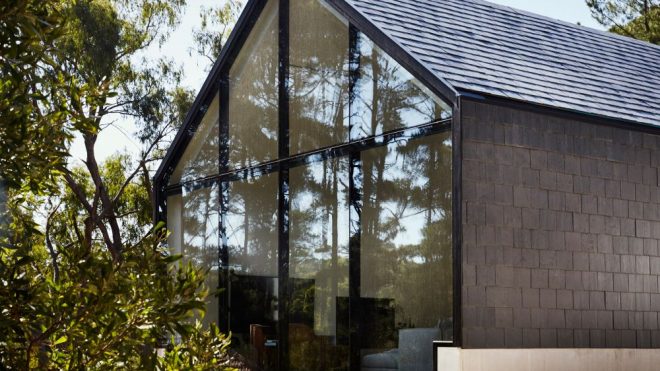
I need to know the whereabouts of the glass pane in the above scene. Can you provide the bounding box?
[359,132,453,371]
[228,0,279,169]
[352,34,451,140]
[290,0,349,154]
[289,157,350,370]
[167,194,183,255]
[225,172,279,370]
[183,185,220,328]
[169,94,220,184]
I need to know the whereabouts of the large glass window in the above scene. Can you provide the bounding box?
[352,37,450,140]
[165,0,454,370]
[359,132,453,370]
[289,157,350,370]
[289,0,350,154]
[169,94,220,185]
[182,185,220,328]
[228,0,279,169]
[224,172,279,369]
[226,173,279,276]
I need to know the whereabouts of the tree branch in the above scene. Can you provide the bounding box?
[111,127,163,206]
[83,133,123,261]
[63,173,93,214]
[140,161,153,199]
[45,200,62,281]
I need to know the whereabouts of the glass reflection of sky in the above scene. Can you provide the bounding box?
[170,97,220,185]
[224,173,278,276]
[352,39,451,141]
[182,186,220,270]
[364,134,452,261]
[290,158,350,271]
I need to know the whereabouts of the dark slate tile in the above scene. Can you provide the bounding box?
[637,330,651,348]
[486,328,506,347]
[505,328,524,347]
[605,330,622,347]
[540,328,558,347]
[622,330,637,347]
[614,311,629,330]
[523,328,540,347]
[590,329,606,348]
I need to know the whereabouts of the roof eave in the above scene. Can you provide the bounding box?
[457,88,660,134]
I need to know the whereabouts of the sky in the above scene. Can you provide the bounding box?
[70,0,606,165]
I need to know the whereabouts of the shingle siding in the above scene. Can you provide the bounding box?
[461,99,660,348]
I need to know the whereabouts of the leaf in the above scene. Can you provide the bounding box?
[53,335,67,345]
[162,254,182,263]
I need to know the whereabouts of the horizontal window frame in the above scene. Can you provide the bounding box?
[166,117,451,196]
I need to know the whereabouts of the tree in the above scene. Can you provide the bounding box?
[586,0,660,44]
[0,1,71,193]
[0,0,245,368]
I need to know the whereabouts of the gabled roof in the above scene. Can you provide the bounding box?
[156,0,660,187]
[345,0,660,127]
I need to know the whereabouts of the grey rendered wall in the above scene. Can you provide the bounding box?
[461,99,660,348]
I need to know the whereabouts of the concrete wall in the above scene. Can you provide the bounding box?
[437,347,660,371]
[461,99,660,348]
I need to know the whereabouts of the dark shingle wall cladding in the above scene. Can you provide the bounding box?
[461,100,660,349]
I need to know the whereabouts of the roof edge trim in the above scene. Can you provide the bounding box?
[459,88,660,134]
[326,0,459,106]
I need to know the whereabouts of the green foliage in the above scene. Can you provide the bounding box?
[0,0,243,368]
[586,0,660,44]
[0,215,220,369]
[0,162,237,370]
[0,0,71,192]
[159,322,236,371]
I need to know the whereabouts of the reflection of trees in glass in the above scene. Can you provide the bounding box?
[290,0,350,154]
[169,95,220,185]
[226,173,278,277]
[353,36,451,139]
[361,132,452,336]
[289,157,350,370]
[183,185,220,327]
[228,0,279,169]
[224,173,279,369]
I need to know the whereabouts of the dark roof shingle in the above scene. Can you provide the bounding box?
[346,0,660,126]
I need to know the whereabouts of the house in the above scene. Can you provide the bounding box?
[153,0,660,369]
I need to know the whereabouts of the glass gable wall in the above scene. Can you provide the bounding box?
[290,0,350,154]
[228,0,279,169]
[164,0,454,369]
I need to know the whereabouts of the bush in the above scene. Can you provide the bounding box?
[0,220,234,370]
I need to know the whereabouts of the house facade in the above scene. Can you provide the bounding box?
[154,0,660,370]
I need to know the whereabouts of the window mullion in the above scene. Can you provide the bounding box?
[277,0,291,368]
[347,22,362,371]
[218,76,230,333]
